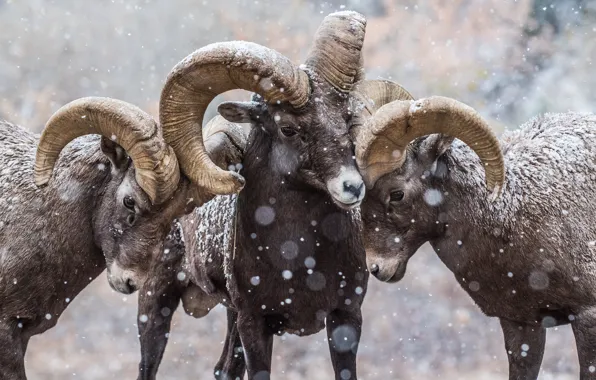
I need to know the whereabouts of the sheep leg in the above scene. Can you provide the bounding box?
[0,322,27,380]
[236,313,273,380]
[499,318,545,380]
[326,308,362,380]
[136,280,182,380]
[572,307,596,379]
[214,309,246,380]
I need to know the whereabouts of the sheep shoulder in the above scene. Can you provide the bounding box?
[0,121,106,319]
[449,113,596,229]
[498,113,596,223]
[180,192,237,297]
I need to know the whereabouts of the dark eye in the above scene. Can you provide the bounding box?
[390,190,404,202]
[126,214,136,226]
[280,126,298,137]
[123,196,136,210]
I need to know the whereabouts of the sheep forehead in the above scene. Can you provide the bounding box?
[274,100,344,128]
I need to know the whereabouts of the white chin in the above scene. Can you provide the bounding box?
[332,197,361,210]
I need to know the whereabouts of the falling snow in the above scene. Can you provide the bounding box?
[2,1,594,378]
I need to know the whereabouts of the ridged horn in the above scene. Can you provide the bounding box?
[305,11,366,92]
[185,116,250,209]
[34,97,179,204]
[355,96,505,195]
[349,79,414,141]
[160,41,310,196]
[352,79,414,115]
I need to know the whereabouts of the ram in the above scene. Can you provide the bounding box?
[0,97,239,379]
[135,116,246,380]
[133,11,378,380]
[354,91,596,379]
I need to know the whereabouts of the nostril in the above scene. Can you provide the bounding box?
[356,181,364,195]
[370,264,380,276]
[343,181,363,198]
[126,278,136,292]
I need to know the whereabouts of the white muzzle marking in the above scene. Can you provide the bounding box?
[326,166,366,207]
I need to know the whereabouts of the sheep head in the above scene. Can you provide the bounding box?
[161,11,368,210]
[34,98,243,294]
[352,92,506,282]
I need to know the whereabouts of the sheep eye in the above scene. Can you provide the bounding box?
[280,126,298,137]
[123,196,136,210]
[390,190,404,202]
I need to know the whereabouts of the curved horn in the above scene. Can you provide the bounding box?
[185,116,250,209]
[349,79,414,141]
[352,79,414,115]
[305,11,366,92]
[35,97,179,204]
[355,96,505,194]
[160,41,310,196]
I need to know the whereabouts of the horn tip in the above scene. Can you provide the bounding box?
[488,184,501,202]
[34,175,49,187]
[229,171,246,193]
[487,175,505,202]
[360,169,377,190]
[33,166,51,187]
[327,10,366,23]
[200,170,246,196]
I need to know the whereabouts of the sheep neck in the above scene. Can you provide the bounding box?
[229,127,366,322]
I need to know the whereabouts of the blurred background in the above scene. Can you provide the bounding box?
[1,0,594,378]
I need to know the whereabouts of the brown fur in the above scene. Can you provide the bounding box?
[135,80,369,380]
[0,120,201,379]
[360,113,596,379]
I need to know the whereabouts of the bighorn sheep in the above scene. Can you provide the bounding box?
[136,117,246,380]
[353,86,596,379]
[0,97,240,379]
[133,11,371,380]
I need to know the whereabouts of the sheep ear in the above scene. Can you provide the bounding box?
[426,134,455,159]
[423,134,454,178]
[218,101,262,124]
[100,137,129,172]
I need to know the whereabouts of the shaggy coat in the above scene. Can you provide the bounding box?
[137,82,369,380]
[361,113,596,379]
[0,120,193,379]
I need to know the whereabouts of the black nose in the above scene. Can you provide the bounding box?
[370,264,380,276]
[125,278,137,294]
[343,180,364,198]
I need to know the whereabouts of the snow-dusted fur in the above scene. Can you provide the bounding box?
[199,80,368,380]
[361,112,596,379]
[184,194,237,295]
[135,125,246,380]
[136,79,369,380]
[185,194,362,301]
[0,120,194,380]
[0,121,106,379]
